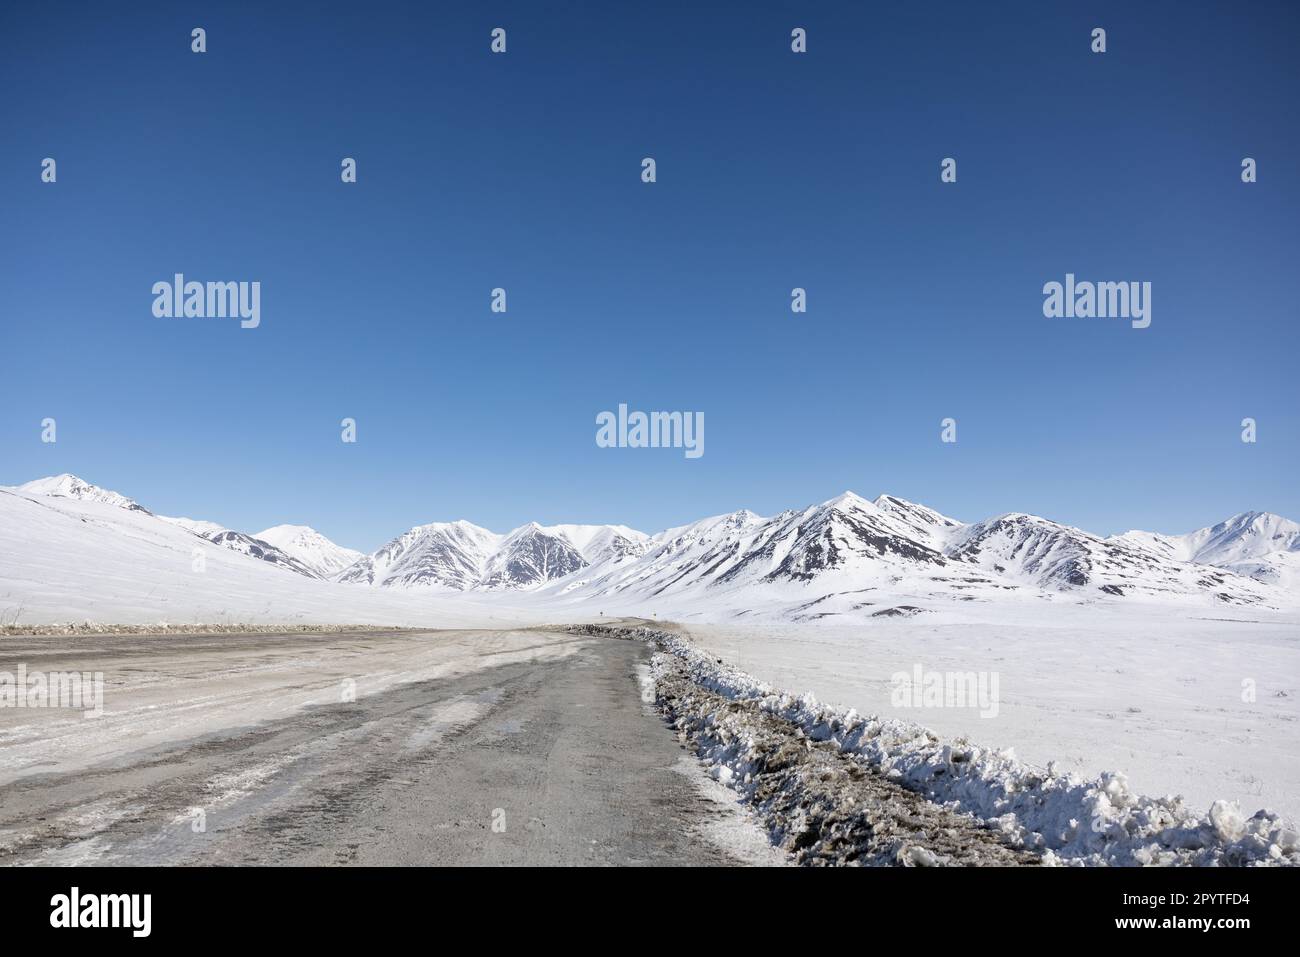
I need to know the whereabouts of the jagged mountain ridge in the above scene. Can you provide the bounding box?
[535,494,1274,605]
[339,520,650,590]
[947,513,1252,600]
[8,474,1294,605]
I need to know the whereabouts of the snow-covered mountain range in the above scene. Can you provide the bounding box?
[5,474,1297,625]
[526,491,1287,613]
[1111,511,1300,589]
[337,520,649,591]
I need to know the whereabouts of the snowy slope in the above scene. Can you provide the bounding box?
[158,515,227,537]
[16,476,325,580]
[254,524,363,579]
[871,493,962,545]
[0,488,519,628]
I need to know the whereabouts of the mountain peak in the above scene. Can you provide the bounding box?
[1222,510,1294,530]
[418,519,493,534]
[1182,511,1300,568]
[259,523,316,536]
[18,474,150,513]
[253,524,363,578]
[21,473,96,495]
[823,490,873,511]
[837,489,868,501]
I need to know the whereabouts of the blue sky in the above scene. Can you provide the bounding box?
[3,1,1297,551]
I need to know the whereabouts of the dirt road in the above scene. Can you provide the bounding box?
[0,629,763,865]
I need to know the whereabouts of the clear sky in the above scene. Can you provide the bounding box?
[3,1,1297,552]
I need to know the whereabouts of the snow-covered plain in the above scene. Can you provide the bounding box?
[685,602,1300,828]
[637,624,1298,865]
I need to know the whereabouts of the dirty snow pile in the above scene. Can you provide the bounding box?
[651,646,1035,865]
[625,626,1298,866]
